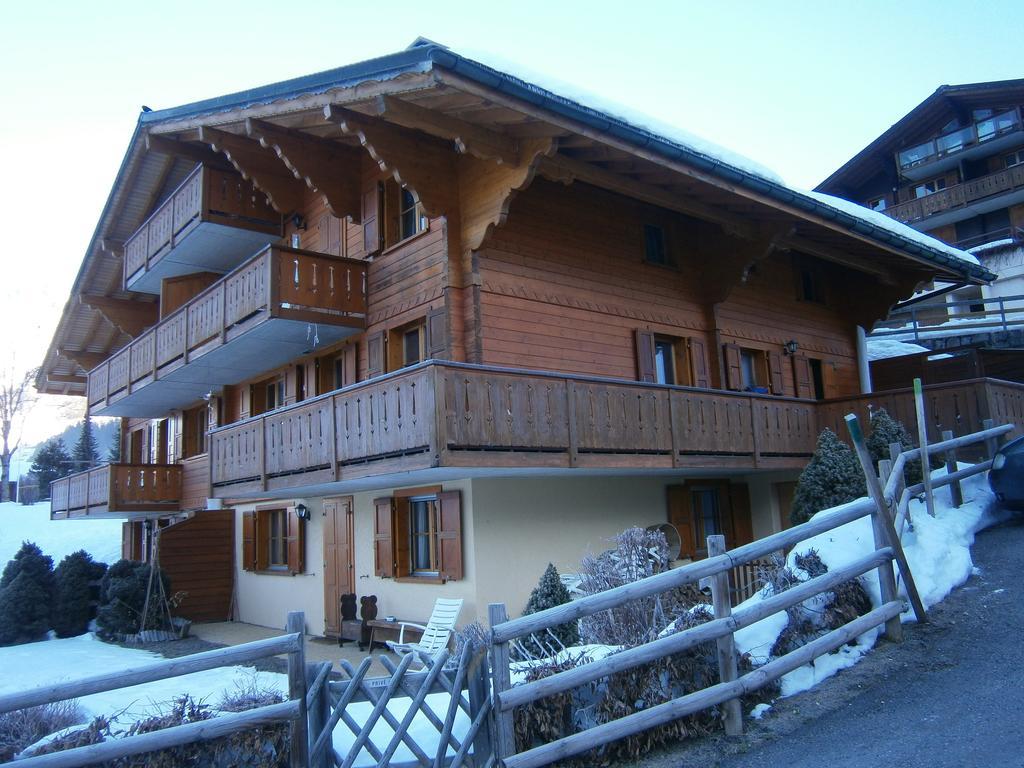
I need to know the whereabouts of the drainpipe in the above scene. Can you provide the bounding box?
[857,326,872,393]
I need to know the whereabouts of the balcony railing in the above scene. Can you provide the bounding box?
[896,108,1022,173]
[123,164,281,293]
[50,464,183,518]
[884,164,1024,225]
[871,292,1024,343]
[88,245,367,416]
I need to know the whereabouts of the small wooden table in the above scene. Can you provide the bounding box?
[365,619,424,651]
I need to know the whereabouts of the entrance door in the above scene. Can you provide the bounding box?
[323,497,354,637]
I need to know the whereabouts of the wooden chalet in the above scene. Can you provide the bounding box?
[39,41,1016,630]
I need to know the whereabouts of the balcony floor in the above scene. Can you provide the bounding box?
[97,317,359,417]
[127,222,280,294]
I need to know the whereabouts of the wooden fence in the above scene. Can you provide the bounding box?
[484,417,1010,768]
[0,612,310,768]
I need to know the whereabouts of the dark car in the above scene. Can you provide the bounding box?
[989,436,1024,510]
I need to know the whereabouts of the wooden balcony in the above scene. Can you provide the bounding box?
[885,164,1024,226]
[50,464,183,519]
[88,245,367,417]
[123,164,282,294]
[208,362,1024,500]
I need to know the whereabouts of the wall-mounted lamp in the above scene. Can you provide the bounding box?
[294,503,311,521]
[783,340,800,356]
[291,213,307,231]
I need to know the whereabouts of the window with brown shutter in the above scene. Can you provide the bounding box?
[375,489,463,582]
[244,508,305,575]
[242,512,257,572]
[373,497,394,578]
[425,307,448,360]
[367,331,386,379]
[688,337,710,389]
[362,182,381,255]
[723,344,742,391]
[286,507,305,576]
[767,351,785,396]
[667,481,749,559]
[635,330,656,382]
[793,355,813,399]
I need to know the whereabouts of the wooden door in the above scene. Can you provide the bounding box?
[323,497,354,637]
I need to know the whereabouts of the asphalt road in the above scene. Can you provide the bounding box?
[627,512,1024,768]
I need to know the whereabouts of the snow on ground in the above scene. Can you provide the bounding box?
[735,465,1004,697]
[866,338,931,361]
[0,501,123,567]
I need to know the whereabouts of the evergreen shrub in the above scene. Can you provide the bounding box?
[53,551,107,638]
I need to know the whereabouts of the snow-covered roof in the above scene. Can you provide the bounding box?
[866,339,931,361]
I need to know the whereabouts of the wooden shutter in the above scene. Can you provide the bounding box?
[437,491,463,581]
[728,484,754,547]
[688,337,710,389]
[425,307,448,360]
[366,331,385,379]
[320,214,342,256]
[393,497,411,577]
[342,343,358,385]
[286,510,305,575]
[793,355,813,399]
[362,182,381,255]
[373,497,394,577]
[635,330,656,382]
[767,351,785,396]
[121,523,133,561]
[723,343,742,391]
[667,485,696,560]
[242,512,257,572]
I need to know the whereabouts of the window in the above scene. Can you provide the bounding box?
[667,482,753,560]
[739,350,758,391]
[654,338,676,385]
[866,196,887,212]
[808,358,826,400]
[266,377,285,411]
[794,257,825,303]
[1006,149,1024,169]
[182,405,207,459]
[912,177,946,199]
[373,490,463,581]
[387,321,426,372]
[251,375,286,416]
[399,188,427,241]
[241,507,305,575]
[643,224,670,266]
[723,344,768,392]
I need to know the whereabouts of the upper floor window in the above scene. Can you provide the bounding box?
[399,188,427,241]
[182,405,207,459]
[866,196,887,212]
[653,337,676,385]
[265,376,285,411]
[1006,149,1024,169]
[912,177,946,199]
[643,224,671,266]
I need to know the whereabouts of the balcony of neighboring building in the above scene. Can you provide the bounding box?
[50,463,183,518]
[123,164,282,294]
[895,107,1023,181]
[879,162,1024,231]
[88,245,367,417]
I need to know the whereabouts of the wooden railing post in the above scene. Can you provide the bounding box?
[707,535,742,736]
[489,603,516,764]
[467,648,494,767]
[287,611,309,768]
[941,429,963,507]
[982,418,998,459]
[913,379,936,517]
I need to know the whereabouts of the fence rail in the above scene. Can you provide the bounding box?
[485,416,1008,768]
[0,612,309,768]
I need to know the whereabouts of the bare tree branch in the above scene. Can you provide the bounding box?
[0,365,39,501]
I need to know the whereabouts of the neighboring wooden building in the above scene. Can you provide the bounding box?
[39,42,1008,630]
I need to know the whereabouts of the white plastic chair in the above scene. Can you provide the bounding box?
[385,598,463,659]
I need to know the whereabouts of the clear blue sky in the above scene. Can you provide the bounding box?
[1,0,1020,442]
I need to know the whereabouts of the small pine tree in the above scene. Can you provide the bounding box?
[0,542,56,645]
[866,408,941,487]
[96,560,171,639]
[519,563,579,655]
[107,434,121,464]
[791,429,867,526]
[30,438,72,498]
[72,415,101,473]
[53,551,108,638]
[0,571,53,645]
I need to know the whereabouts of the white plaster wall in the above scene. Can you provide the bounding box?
[469,476,673,620]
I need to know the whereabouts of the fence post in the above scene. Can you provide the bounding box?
[305,662,329,768]
[913,378,936,517]
[467,648,494,767]
[941,429,963,508]
[707,535,742,736]
[982,418,998,459]
[489,603,516,764]
[287,611,309,768]
[846,415,904,642]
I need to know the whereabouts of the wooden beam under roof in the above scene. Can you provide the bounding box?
[59,349,108,372]
[370,95,520,165]
[244,119,362,221]
[145,133,227,167]
[197,126,305,214]
[79,295,158,337]
[46,374,87,385]
[538,153,756,240]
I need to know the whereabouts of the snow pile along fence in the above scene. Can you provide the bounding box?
[485,414,1012,768]
[0,612,310,768]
